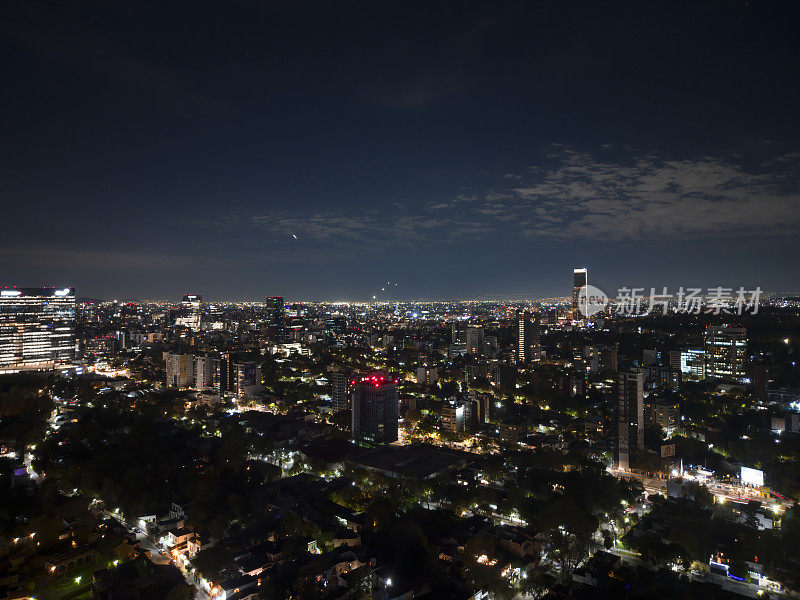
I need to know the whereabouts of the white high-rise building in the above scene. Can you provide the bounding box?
[680,349,706,380]
[176,293,202,331]
[0,287,75,374]
[573,267,588,320]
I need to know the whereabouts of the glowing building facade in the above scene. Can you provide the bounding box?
[573,267,588,320]
[176,293,202,331]
[0,287,75,374]
[516,310,540,364]
[329,364,354,414]
[705,325,747,382]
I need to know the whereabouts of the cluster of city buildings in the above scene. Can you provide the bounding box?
[2,270,799,599]
[0,277,780,473]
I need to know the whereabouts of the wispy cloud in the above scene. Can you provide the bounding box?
[502,149,800,241]
[226,147,800,251]
[248,210,482,249]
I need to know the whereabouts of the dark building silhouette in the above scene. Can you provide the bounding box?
[351,372,398,446]
[329,364,354,414]
[265,296,286,342]
[616,370,644,471]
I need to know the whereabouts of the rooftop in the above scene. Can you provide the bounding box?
[352,443,469,480]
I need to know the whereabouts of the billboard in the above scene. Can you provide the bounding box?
[660,444,676,458]
[740,466,764,487]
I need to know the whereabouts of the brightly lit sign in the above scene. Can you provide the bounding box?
[740,466,764,487]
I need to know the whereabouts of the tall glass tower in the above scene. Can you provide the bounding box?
[573,267,588,320]
[0,287,75,374]
[351,372,398,446]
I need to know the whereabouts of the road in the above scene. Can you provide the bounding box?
[608,468,792,512]
[96,510,212,600]
[37,402,213,600]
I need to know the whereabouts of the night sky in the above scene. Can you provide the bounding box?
[2,1,799,301]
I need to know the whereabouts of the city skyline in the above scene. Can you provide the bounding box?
[4,3,800,599]
[2,1,799,299]
[0,282,790,305]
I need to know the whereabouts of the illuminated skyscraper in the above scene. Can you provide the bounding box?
[705,325,747,381]
[465,325,485,356]
[351,372,398,446]
[644,397,680,436]
[516,310,540,364]
[176,293,202,331]
[450,322,468,356]
[616,370,645,471]
[573,267,588,320]
[214,352,262,397]
[232,362,263,398]
[680,349,706,380]
[441,400,465,433]
[329,364,354,414]
[0,287,75,374]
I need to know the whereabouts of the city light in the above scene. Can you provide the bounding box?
[3,8,799,596]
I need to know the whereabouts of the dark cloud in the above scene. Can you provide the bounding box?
[0,2,215,113]
[1,1,799,298]
[237,148,800,249]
